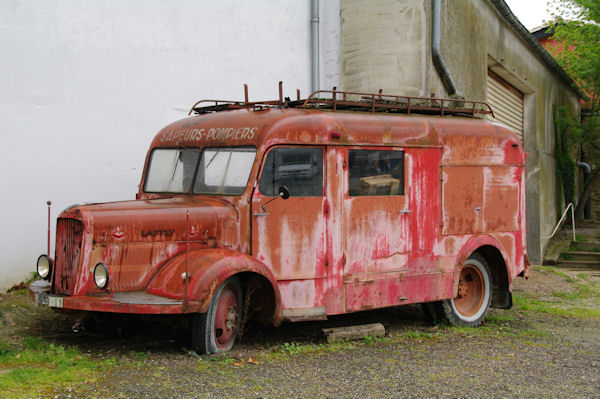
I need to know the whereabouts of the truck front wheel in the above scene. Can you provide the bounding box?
[192,276,242,354]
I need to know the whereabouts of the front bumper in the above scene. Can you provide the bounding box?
[28,279,198,314]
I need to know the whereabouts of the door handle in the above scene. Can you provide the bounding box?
[399,209,411,214]
[253,212,270,217]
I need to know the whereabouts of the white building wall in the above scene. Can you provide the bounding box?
[0,0,341,290]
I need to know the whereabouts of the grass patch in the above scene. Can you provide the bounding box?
[552,283,600,301]
[515,268,600,319]
[519,329,550,338]
[513,294,600,319]
[535,265,570,279]
[0,337,115,399]
[576,273,591,281]
[485,313,515,324]
[364,334,393,345]
[260,340,360,362]
[404,330,435,340]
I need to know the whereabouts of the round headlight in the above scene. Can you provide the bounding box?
[93,263,109,289]
[36,255,52,280]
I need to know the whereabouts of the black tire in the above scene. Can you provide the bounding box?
[191,276,242,354]
[428,254,492,327]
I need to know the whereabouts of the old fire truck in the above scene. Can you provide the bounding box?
[30,86,529,354]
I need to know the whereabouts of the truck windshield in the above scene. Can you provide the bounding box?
[144,149,200,193]
[144,147,256,195]
[193,147,256,195]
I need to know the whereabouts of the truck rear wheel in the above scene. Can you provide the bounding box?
[192,276,242,354]
[426,254,492,327]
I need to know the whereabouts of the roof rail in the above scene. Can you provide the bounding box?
[188,83,495,118]
[187,99,283,115]
[188,82,290,115]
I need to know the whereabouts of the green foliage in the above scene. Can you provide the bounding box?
[553,106,578,205]
[550,0,600,115]
[549,1,600,218]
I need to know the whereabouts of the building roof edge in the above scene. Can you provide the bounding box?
[488,0,582,98]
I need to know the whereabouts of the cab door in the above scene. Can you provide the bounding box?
[251,146,328,317]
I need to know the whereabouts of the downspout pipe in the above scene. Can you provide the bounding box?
[311,0,320,93]
[431,0,458,96]
[578,162,592,219]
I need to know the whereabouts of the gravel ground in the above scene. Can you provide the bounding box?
[2,266,600,398]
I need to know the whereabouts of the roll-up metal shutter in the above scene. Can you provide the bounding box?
[486,70,524,139]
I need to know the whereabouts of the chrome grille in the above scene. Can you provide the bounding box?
[53,218,84,295]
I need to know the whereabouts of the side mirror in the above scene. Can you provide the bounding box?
[261,186,291,212]
[278,185,290,199]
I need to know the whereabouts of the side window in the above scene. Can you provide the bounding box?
[348,149,404,196]
[259,147,323,197]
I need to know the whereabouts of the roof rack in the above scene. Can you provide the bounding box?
[188,82,495,118]
[302,88,495,118]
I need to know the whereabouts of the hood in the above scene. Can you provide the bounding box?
[60,197,237,245]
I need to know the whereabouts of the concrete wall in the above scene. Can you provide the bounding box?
[340,0,580,263]
[0,0,341,290]
[340,0,427,96]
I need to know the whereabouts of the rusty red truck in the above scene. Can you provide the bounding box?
[30,87,529,354]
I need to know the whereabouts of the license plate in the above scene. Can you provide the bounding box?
[48,296,63,308]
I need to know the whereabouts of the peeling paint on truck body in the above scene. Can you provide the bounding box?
[30,91,527,351]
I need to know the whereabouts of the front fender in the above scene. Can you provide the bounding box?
[146,249,281,321]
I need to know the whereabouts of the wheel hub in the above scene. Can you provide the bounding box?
[453,264,485,317]
[457,280,469,298]
[225,306,237,331]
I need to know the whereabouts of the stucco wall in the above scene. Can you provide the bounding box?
[0,0,341,290]
[340,0,580,263]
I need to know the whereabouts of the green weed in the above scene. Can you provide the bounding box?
[129,350,148,361]
[279,342,306,355]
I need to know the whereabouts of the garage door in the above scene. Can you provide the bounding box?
[486,70,524,140]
